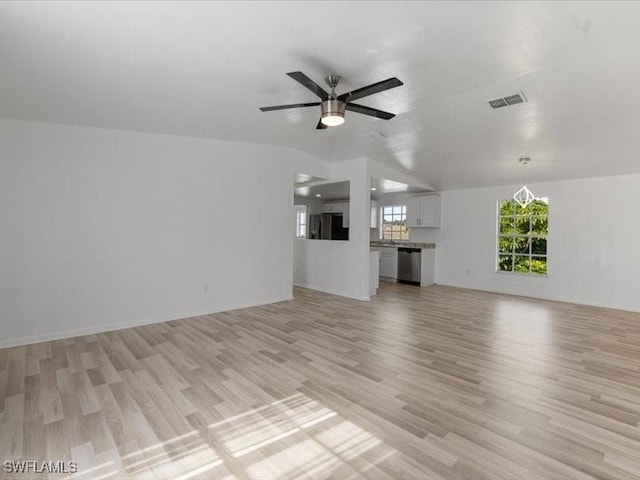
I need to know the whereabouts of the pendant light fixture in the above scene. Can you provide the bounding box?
[513,156,535,208]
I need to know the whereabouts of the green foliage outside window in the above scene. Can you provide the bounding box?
[497,199,548,275]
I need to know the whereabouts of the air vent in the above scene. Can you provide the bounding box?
[488,92,527,109]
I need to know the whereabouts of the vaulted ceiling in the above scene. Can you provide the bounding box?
[2,1,640,190]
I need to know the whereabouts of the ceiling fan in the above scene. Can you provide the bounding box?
[259,71,403,130]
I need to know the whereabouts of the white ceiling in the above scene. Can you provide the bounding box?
[2,2,640,190]
[295,181,350,201]
[295,177,429,200]
[294,176,428,200]
[370,178,431,197]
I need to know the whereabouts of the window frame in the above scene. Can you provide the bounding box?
[295,205,307,238]
[380,204,409,241]
[496,198,548,276]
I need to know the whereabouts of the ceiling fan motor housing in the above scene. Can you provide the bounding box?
[325,75,341,89]
[321,99,346,126]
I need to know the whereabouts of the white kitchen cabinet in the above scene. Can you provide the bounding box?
[421,196,441,227]
[420,248,435,286]
[406,197,421,228]
[406,195,441,228]
[370,200,378,228]
[379,247,398,279]
[369,250,380,295]
[321,202,342,213]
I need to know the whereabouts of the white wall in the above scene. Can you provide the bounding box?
[429,174,640,312]
[8,118,634,350]
[293,158,371,301]
[0,119,325,347]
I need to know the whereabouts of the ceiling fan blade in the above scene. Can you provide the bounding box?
[345,103,395,120]
[338,77,403,103]
[259,102,320,112]
[287,71,329,101]
[316,119,328,130]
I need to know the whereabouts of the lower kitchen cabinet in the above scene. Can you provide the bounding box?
[369,250,379,295]
[373,245,435,286]
[379,247,398,279]
[420,248,435,286]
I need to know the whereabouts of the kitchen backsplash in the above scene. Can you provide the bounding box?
[410,227,441,244]
[371,226,441,244]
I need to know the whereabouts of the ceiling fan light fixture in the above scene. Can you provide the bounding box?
[320,99,346,127]
[321,114,345,127]
[259,72,403,129]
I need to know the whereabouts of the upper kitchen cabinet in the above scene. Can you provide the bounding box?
[321,202,343,214]
[406,197,420,228]
[407,195,441,228]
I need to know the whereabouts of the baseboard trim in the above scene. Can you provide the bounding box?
[435,281,640,313]
[0,295,293,350]
[293,282,370,301]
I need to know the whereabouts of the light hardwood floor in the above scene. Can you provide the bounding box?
[1,284,640,479]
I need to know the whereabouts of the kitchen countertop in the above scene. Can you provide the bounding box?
[370,241,436,249]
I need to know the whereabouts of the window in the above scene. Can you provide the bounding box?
[295,205,307,238]
[497,198,548,275]
[380,205,408,241]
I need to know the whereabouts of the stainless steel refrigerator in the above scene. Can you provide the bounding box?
[308,214,348,240]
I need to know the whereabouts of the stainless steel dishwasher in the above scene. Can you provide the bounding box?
[397,248,421,285]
